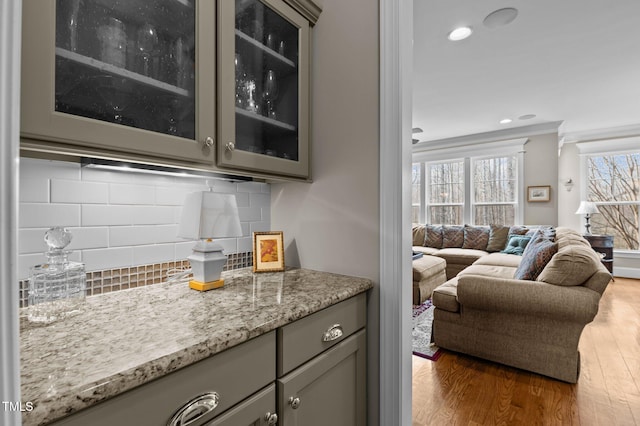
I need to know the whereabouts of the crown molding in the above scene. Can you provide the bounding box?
[284,0,322,24]
[413,121,562,151]
[561,122,640,144]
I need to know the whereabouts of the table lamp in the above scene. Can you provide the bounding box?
[575,201,600,235]
[178,190,242,291]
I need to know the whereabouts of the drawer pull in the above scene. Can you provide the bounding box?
[322,324,344,342]
[288,396,301,409]
[168,392,219,426]
[265,412,279,424]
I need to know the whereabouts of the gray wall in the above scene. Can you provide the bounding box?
[270,0,380,423]
[523,132,559,226]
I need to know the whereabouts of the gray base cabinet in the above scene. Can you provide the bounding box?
[277,330,366,426]
[49,294,366,426]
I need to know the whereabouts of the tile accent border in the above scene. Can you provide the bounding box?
[19,252,254,308]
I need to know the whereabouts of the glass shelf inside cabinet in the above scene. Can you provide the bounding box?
[234,0,300,161]
[55,0,195,139]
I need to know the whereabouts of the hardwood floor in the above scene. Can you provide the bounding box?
[412,277,640,426]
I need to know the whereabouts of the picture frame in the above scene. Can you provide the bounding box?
[527,185,551,202]
[253,231,285,272]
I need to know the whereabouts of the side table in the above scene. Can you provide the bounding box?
[583,234,614,273]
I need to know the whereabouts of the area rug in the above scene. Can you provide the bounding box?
[412,299,442,360]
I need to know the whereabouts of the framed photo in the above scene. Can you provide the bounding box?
[253,231,285,272]
[527,185,551,202]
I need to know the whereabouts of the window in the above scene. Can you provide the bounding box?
[587,152,640,250]
[426,160,464,224]
[411,163,421,223]
[472,155,517,225]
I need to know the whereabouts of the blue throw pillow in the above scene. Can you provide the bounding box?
[501,235,532,256]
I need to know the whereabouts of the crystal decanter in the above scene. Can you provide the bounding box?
[28,227,87,323]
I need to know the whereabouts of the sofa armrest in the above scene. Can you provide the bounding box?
[457,274,601,323]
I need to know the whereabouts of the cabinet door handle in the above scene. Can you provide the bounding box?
[225,141,235,151]
[322,324,344,342]
[167,392,219,426]
[264,412,279,424]
[204,136,215,148]
[288,396,301,409]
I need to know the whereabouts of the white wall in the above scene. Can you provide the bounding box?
[18,157,270,279]
[270,0,380,423]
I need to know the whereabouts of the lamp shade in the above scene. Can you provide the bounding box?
[575,201,600,215]
[178,191,242,239]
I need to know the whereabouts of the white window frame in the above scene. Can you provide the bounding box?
[577,137,640,256]
[412,138,527,225]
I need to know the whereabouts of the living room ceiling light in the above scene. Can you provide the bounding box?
[518,114,536,120]
[499,118,512,124]
[448,27,472,41]
[483,7,518,29]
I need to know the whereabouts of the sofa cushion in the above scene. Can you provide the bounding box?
[501,234,532,255]
[432,277,460,313]
[412,255,447,282]
[473,252,522,268]
[508,225,529,236]
[412,246,440,256]
[513,231,558,280]
[537,244,602,286]
[435,248,488,264]
[462,225,489,250]
[412,224,426,246]
[442,225,464,248]
[424,225,444,248]
[458,264,518,279]
[486,224,510,252]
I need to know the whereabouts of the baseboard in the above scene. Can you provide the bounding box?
[613,267,640,279]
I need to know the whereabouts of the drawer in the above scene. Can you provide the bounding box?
[52,331,275,426]
[277,293,366,376]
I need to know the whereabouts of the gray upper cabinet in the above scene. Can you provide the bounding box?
[21,0,216,165]
[21,0,319,179]
[217,0,311,178]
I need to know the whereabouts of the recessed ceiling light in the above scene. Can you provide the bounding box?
[448,27,473,41]
[483,8,518,29]
[499,118,512,124]
[412,127,423,134]
[518,114,537,120]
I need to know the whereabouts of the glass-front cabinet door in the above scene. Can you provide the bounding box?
[218,0,310,178]
[21,0,216,164]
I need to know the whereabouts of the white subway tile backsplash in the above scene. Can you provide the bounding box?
[238,207,262,222]
[18,251,82,280]
[82,205,132,226]
[250,193,270,208]
[66,227,109,251]
[238,236,253,253]
[21,158,80,181]
[131,206,176,225]
[109,183,156,205]
[20,203,81,228]
[82,247,133,272]
[20,177,49,203]
[51,179,109,204]
[19,157,270,278]
[19,228,49,254]
[133,244,175,265]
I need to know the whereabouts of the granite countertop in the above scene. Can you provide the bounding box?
[20,267,373,426]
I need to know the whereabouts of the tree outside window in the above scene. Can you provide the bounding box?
[473,156,517,226]
[588,153,640,250]
[427,160,464,224]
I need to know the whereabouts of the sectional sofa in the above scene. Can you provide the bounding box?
[412,224,612,383]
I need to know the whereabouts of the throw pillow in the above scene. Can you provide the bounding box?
[442,225,464,248]
[508,225,529,236]
[412,224,426,247]
[501,235,532,256]
[537,244,603,286]
[513,231,558,280]
[424,225,444,248]
[486,224,510,252]
[462,225,489,250]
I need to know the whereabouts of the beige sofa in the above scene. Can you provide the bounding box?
[431,227,612,383]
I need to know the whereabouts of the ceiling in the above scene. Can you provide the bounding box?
[412,0,640,144]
